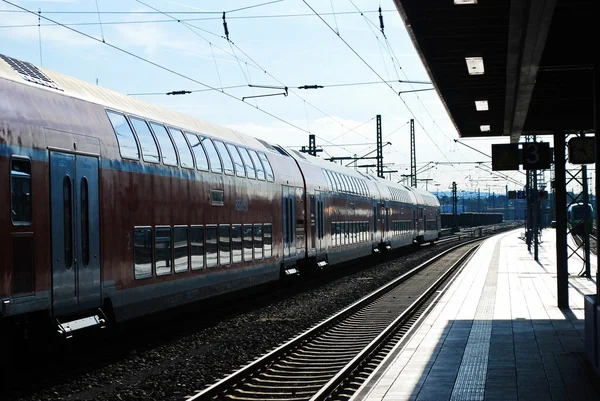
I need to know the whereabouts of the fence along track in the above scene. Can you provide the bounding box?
[185,241,481,401]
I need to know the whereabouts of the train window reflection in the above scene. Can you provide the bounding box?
[214,140,235,175]
[129,117,160,164]
[168,128,195,169]
[201,137,223,173]
[258,152,274,181]
[134,227,153,279]
[63,176,73,268]
[190,226,205,270]
[227,144,246,177]
[253,224,263,259]
[264,224,272,257]
[232,224,242,263]
[219,225,231,265]
[248,150,265,180]
[81,178,90,266]
[107,111,139,160]
[149,122,178,166]
[205,226,218,268]
[11,157,32,225]
[155,226,172,276]
[174,226,189,273]
[238,147,256,179]
[185,133,210,171]
[243,224,253,261]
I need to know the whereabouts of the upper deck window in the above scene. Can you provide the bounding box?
[149,122,178,166]
[168,128,194,169]
[258,152,275,181]
[106,111,139,160]
[226,143,246,177]
[185,133,210,171]
[201,137,222,174]
[129,117,160,164]
[11,157,32,225]
[238,147,256,179]
[214,140,235,175]
[248,149,266,180]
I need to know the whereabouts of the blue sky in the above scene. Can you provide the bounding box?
[0,0,533,193]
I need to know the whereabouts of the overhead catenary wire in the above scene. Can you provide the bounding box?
[0,0,310,134]
[302,0,460,174]
[130,0,378,142]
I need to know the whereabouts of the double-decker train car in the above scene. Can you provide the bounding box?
[0,54,440,339]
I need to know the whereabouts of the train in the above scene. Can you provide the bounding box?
[567,203,594,235]
[0,54,441,339]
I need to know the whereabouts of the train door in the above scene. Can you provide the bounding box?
[282,186,296,259]
[372,200,384,243]
[309,194,316,252]
[315,191,325,253]
[50,152,101,317]
[294,186,305,257]
[384,202,390,240]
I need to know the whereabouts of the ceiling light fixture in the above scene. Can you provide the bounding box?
[454,0,477,4]
[480,125,491,132]
[465,57,485,75]
[475,100,489,111]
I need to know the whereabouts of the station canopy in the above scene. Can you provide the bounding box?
[393,0,594,142]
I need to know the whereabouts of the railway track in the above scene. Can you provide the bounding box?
[185,240,481,401]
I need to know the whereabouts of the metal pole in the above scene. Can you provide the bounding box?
[554,128,568,308]
[376,115,384,179]
[582,131,591,278]
[533,167,539,261]
[410,119,416,187]
[526,162,532,251]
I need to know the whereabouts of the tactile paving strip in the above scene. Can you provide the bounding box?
[449,241,500,401]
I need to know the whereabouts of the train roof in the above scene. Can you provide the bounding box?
[284,148,440,205]
[0,54,273,153]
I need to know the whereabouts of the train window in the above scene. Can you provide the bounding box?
[155,226,172,276]
[332,172,342,192]
[205,226,218,268]
[211,189,224,206]
[173,226,189,273]
[81,178,90,266]
[323,170,333,190]
[345,175,353,193]
[190,225,205,270]
[106,111,139,160]
[253,224,263,259]
[219,225,231,265]
[63,176,73,268]
[10,157,32,225]
[248,150,266,180]
[129,117,160,164]
[149,122,178,166]
[238,147,257,179]
[232,224,242,263]
[348,177,356,194]
[134,227,153,279]
[264,224,272,257]
[201,137,223,173]
[227,144,246,177]
[214,140,235,175]
[258,152,275,182]
[168,128,195,169]
[185,132,210,171]
[340,174,350,193]
[243,224,253,261]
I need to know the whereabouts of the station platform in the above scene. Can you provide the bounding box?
[351,229,600,401]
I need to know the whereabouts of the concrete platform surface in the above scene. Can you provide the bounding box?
[351,229,600,401]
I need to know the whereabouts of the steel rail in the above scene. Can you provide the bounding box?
[186,239,482,401]
[310,244,478,401]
